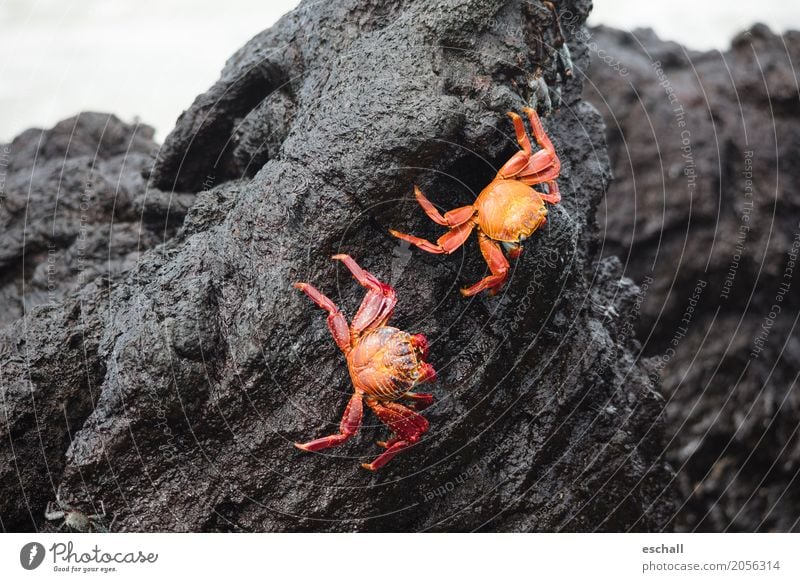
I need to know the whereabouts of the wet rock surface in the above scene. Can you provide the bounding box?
[585,25,800,532]
[0,113,172,330]
[1,0,675,532]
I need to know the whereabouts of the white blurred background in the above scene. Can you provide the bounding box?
[1,0,799,142]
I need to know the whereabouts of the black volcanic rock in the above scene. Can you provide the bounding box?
[0,0,675,532]
[0,113,173,329]
[585,24,800,532]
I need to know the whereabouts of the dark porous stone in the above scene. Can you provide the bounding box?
[585,25,800,532]
[0,112,168,329]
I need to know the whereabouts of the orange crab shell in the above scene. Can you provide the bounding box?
[347,327,435,399]
[473,179,548,243]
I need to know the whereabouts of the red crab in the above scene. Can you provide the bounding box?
[293,254,436,471]
[389,107,562,296]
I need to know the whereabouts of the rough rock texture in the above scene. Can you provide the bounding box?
[585,25,800,531]
[0,113,196,530]
[0,113,182,329]
[1,0,675,532]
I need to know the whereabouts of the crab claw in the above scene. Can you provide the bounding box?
[410,333,430,360]
[504,242,523,260]
[410,334,436,383]
[417,362,437,383]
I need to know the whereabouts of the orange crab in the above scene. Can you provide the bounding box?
[293,254,436,471]
[390,107,562,296]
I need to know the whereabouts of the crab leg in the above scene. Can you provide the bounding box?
[412,186,475,227]
[293,282,351,352]
[516,157,560,182]
[461,232,510,297]
[507,111,532,155]
[375,436,404,449]
[363,399,429,470]
[332,254,386,293]
[498,110,535,178]
[332,254,397,333]
[500,148,559,183]
[517,169,561,204]
[503,241,523,259]
[524,107,555,153]
[389,219,475,255]
[497,150,531,179]
[295,392,364,452]
[520,150,560,177]
[541,179,560,204]
[403,391,434,410]
[499,109,561,204]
